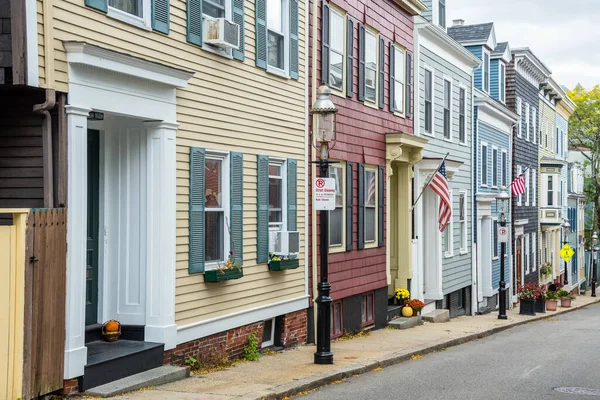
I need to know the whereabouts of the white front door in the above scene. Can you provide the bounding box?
[101,118,148,325]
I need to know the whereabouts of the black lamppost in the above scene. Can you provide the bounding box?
[562,218,571,285]
[310,84,337,365]
[592,232,597,297]
[496,186,510,320]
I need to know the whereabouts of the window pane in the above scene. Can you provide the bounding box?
[206,211,224,262]
[267,0,282,32]
[394,48,404,81]
[268,31,285,70]
[110,0,142,17]
[269,164,281,176]
[365,32,377,103]
[459,194,465,221]
[367,294,373,321]
[482,147,487,184]
[365,68,376,102]
[394,82,404,113]
[425,101,432,133]
[205,159,223,208]
[331,166,343,206]
[365,170,376,206]
[502,153,507,186]
[438,0,445,28]
[330,52,344,90]
[365,208,376,242]
[330,12,344,52]
[444,80,451,108]
[204,0,226,18]
[269,177,283,223]
[492,149,498,186]
[361,296,366,323]
[334,303,342,333]
[329,208,343,246]
[459,115,465,142]
[442,226,448,252]
[444,109,450,138]
[425,70,432,101]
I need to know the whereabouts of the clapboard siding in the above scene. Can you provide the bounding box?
[418,46,473,294]
[490,59,499,100]
[466,45,482,90]
[421,0,433,22]
[308,0,415,301]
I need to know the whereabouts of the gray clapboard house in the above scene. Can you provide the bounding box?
[412,1,480,317]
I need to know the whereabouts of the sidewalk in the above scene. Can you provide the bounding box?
[109,295,600,400]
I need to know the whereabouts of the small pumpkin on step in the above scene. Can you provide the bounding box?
[102,319,122,342]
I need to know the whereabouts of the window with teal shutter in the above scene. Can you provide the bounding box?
[230,152,244,264]
[189,147,206,273]
[255,0,267,68]
[257,155,270,262]
[287,159,297,231]
[152,0,170,34]
[85,0,108,12]
[232,0,245,61]
[289,0,299,79]
[187,0,203,45]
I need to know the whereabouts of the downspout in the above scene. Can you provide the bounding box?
[471,62,481,315]
[33,89,56,208]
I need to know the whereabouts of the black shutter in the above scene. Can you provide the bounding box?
[187,0,202,46]
[358,163,365,249]
[346,18,354,97]
[321,3,330,85]
[358,24,365,102]
[377,165,384,247]
[406,52,412,118]
[346,162,353,251]
[378,37,384,109]
[389,42,395,113]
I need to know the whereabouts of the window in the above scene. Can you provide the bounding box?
[501,150,507,187]
[558,180,562,207]
[331,301,342,338]
[204,0,226,18]
[261,318,275,348]
[110,0,143,17]
[329,165,344,247]
[424,69,433,134]
[269,161,286,230]
[499,63,505,103]
[547,175,554,206]
[442,190,453,256]
[364,167,377,243]
[267,0,287,71]
[483,51,490,93]
[459,87,466,143]
[328,8,345,91]
[493,220,498,259]
[516,97,522,138]
[556,127,560,155]
[524,168,530,206]
[532,233,537,272]
[361,292,374,326]
[443,78,452,140]
[532,108,537,144]
[492,148,498,187]
[532,168,537,206]
[481,144,488,186]
[525,103,530,141]
[516,165,522,206]
[438,0,446,28]
[205,155,228,264]
[393,46,405,113]
[524,234,530,274]
[545,121,549,149]
[459,192,467,253]
[364,30,378,103]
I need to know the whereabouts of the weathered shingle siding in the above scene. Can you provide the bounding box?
[418,46,473,294]
[507,60,540,284]
[465,46,483,90]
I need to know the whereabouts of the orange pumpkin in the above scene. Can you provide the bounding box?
[105,320,119,333]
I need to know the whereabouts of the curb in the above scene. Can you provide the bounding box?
[256,299,600,400]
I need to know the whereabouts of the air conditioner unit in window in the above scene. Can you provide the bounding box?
[203,18,240,50]
[269,231,301,256]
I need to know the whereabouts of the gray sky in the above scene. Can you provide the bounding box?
[447,0,599,91]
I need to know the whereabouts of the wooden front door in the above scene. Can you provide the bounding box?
[86,130,100,326]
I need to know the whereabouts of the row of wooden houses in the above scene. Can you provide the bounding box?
[0,0,589,397]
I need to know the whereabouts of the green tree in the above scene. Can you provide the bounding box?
[568,85,600,234]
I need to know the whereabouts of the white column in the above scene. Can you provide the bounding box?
[64,105,90,379]
[144,121,178,349]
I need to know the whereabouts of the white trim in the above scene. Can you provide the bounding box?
[267,0,290,77]
[442,76,453,142]
[516,97,522,138]
[525,103,530,142]
[475,90,518,129]
[442,189,454,258]
[532,107,538,144]
[501,149,508,187]
[524,233,530,274]
[532,232,537,272]
[177,296,309,344]
[483,49,490,94]
[481,142,488,187]
[459,190,467,253]
[499,62,506,103]
[268,159,288,232]
[261,318,276,348]
[416,24,481,75]
[458,84,467,145]
[25,0,40,86]
[524,167,530,206]
[364,27,379,106]
[328,6,347,94]
[63,42,194,87]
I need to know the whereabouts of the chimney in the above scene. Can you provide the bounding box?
[453,19,465,27]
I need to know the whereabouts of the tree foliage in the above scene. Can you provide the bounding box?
[568,85,600,232]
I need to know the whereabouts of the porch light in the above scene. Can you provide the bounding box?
[310,84,338,160]
[495,186,510,320]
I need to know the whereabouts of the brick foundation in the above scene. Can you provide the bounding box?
[56,378,79,396]
[164,309,307,366]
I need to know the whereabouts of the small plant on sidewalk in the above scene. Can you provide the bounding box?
[517,283,541,301]
[243,333,262,361]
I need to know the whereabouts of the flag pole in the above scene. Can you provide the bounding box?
[411,152,450,212]
[507,164,532,190]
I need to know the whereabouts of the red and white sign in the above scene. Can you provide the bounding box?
[314,177,336,211]
[498,226,509,243]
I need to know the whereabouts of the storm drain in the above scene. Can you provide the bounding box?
[554,387,600,396]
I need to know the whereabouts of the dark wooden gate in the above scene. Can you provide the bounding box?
[22,208,67,399]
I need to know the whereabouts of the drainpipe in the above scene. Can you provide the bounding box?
[33,89,56,208]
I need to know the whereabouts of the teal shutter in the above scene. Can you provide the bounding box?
[85,0,107,12]
[287,159,297,231]
[152,0,170,34]
[257,155,269,262]
[230,152,244,265]
[187,0,203,46]
[189,147,206,273]
[378,165,384,247]
[321,3,330,85]
[378,37,384,109]
[255,0,267,69]
[357,163,365,249]
[232,0,245,61]
[389,42,395,113]
[289,0,299,79]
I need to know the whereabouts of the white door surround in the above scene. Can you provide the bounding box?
[475,193,495,302]
[63,42,193,379]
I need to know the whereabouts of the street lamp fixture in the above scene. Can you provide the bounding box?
[562,218,571,285]
[310,84,338,365]
[495,186,510,320]
[592,232,598,297]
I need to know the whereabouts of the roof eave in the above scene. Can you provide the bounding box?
[393,0,427,16]
[422,24,482,67]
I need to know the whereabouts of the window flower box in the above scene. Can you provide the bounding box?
[268,259,300,271]
[204,267,243,282]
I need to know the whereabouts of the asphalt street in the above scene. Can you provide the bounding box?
[303,304,600,400]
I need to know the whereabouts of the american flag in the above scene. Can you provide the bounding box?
[429,161,451,232]
[511,174,525,196]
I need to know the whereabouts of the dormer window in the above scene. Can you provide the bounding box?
[438,0,446,28]
[483,51,490,93]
